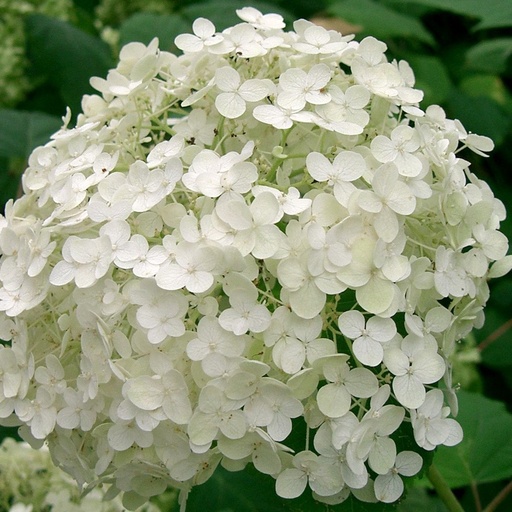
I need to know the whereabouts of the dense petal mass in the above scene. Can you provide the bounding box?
[0,7,506,510]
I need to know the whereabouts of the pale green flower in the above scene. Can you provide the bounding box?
[0,437,160,511]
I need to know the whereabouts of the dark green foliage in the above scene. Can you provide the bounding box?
[25,14,114,115]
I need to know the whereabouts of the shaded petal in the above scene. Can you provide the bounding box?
[317,383,351,418]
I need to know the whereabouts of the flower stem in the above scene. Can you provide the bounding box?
[267,128,292,183]
[427,463,465,512]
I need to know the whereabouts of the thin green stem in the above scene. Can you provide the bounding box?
[477,318,512,352]
[266,128,292,182]
[427,464,465,512]
[471,479,483,512]
[483,480,512,512]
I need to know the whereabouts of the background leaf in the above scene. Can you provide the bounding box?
[477,298,512,368]
[0,109,61,208]
[458,75,512,111]
[465,39,512,74]
[186,464,391,511]
[327,0,435,44]
[334,498,391,512]
[119,13,192,52]
[396,488,446,511]
[180,0,296,30]
[25,14,114,115]
[0,109,61,159]
[187,464,316,512]
[434,391,512,488]
[387,0,512,30]
[405,55,453,105]
[446,89,511,146]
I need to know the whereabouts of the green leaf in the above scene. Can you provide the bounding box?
[0,159,22,210]
[0,109,61,159]
[458,75,512,113]
[186,464,317,512]
[386,0,512,30]
[434,391,512,487]
[186,464,392,511]
[180,0,296,31]
[73,0,101,14]
[119,12,192,52]
[466,38,512,74]
[0,108,60,209]
[461,481,512,512]
[334,498,391,511]
[396,488,446,512]
[478,301,512,368]
[446,88,511,146]
[25,14,114,115]
[405,55,452,106]
[326,0,435,45]
[0,428,21,444]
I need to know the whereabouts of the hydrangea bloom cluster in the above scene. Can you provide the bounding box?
[0,7,510,510]
[0,437,160,511]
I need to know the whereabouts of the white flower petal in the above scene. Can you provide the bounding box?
[317,383,351,418]
[345,368,379,397]
[393,374,425,409]
[353,336,384,366]
[395,451,423,476]
[306,152,333,182]
[338,310,365,339]
[356,277,395,315]
[253,105,293,129]
[215,92,246,119]
[239,79,271,102]
[125,377,163,410]
[374,472,404,503]
[215,66,241,92]
[412,350,446,384]
[276,468,308,499]
[368,436,396,475]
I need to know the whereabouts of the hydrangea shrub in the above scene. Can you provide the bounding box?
[0,7,510,510]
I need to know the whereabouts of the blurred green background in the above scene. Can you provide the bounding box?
[1,0,512,510]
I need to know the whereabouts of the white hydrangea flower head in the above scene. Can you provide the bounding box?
[0,7,509,509]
